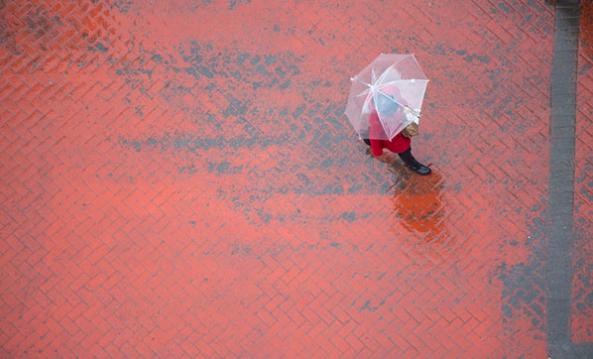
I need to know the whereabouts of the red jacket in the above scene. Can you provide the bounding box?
[368,111,411,156]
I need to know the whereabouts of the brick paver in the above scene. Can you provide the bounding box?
[0,0,591,358]
[573,0,593,347]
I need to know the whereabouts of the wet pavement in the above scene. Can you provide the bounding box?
[1,0,592,358]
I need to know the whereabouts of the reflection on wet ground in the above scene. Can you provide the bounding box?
[390,164,446,242]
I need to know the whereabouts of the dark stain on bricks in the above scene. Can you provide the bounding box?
[116,66,153,77]
[322,184,344,195]
[323,103,348,131]
[120,137,142,152]
[223,96,248,117]
[230,243,252,256]
[495,215,547,334]
[119,95,347,154]
[227,185,376,225]
[359,299,384,313]
[341,212,356,222]
[296,173,311,185]
[264,55,276,65]
[134,105,144,118]
[170,40,302,89]
[432,42,491,64]
[572,228,593,332]
[348,183,362,194]
[498,3,511,14]
[292,105,305,118]
[499,261,544,319]
[112,0,133,13]
[0,17,17,53]
[159,80,193,103]
[228,0,250,10]
[178,41,215,79]
[151,54,163,63]
[454,49,490,64]
[178,165,196,174]
[185,64,214,79]
[112,41,303,117]
[279,80,291,89]
[26,8,50,36]
[93,42,108,53]
[120,133,259,152]
[256,209,271,224]
[207,161,243,175]
[319,158,333,169]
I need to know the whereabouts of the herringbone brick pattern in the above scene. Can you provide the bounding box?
[0,0,589,358]
[573,0,593,344]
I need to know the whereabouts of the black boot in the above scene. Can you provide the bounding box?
[398,149,431,175]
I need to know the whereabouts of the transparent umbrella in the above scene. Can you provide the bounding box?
[345,53,429,141]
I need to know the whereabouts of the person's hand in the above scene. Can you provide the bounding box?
[403,123,419,138]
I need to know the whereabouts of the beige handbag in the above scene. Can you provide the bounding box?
[402,123,419,138]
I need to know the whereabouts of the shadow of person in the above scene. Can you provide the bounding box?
[390,167,446,242]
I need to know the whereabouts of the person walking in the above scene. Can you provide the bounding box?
[363,94,431,175]
[345,54,431,175]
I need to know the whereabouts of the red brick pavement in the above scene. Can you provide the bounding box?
[573,0,593,344]
[0,0,590,358]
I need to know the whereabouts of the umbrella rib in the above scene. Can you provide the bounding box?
[379,79,428,85]
[361,91,374,117]
[376,63,396,85]
[351,76,371,87]
[354,88,370,98]
[375,56,408,85]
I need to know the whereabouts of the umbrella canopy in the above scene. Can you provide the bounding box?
[345,53,429,141]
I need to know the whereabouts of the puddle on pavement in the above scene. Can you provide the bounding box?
[390,166,446,241]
